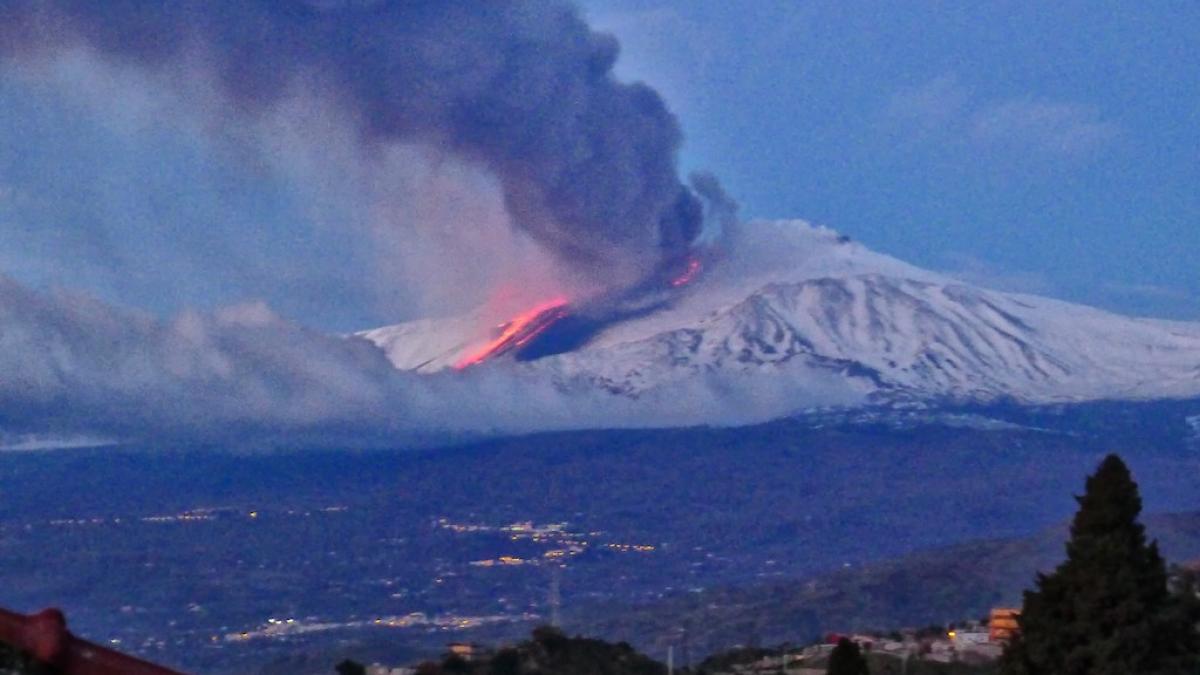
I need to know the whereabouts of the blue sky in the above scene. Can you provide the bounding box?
[584,0,1200,319]
[0,1,1196,328]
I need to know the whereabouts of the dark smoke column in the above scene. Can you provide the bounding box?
[0,0,702,288]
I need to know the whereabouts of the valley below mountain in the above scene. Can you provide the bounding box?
[2,398,1198,673]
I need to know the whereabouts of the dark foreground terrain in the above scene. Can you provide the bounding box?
[0,399,1197,673]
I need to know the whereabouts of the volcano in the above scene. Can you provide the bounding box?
[359,220,1200,407]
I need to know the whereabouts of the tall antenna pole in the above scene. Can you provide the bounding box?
[548,564,562,628]
[681,623,690,668]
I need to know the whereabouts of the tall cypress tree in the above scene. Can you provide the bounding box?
[1002,454,1199,674]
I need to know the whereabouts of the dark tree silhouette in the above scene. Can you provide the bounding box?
[826,637,869,675]
[1002,454,1200,674]
[335,659,366,675]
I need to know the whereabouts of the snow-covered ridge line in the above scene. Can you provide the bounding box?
[360,220,1200,405]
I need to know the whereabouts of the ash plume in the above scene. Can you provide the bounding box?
[0,0,702,289]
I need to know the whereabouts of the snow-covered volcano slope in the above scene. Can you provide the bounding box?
[361,221,1200,404]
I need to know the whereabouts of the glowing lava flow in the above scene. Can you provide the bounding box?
[670,257,702,287]
[454,297,571,370]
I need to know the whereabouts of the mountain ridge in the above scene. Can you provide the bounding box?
[361,221,1200,407]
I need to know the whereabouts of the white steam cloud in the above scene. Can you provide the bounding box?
[0,266,862,449]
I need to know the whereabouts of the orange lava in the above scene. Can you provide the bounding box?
[670,258,702,287]
[454,297,570,370]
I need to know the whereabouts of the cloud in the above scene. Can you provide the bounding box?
[1097,281,1199,320]
[885,75,1119,159]
[938,252,1055,296]
[883,75,972,138]
[939,255,1198,321]
[1102,281,1192,303]
[0,274,404,443]
[0,272,859,449]
[0,432,115,452]
[969,98,1119,157]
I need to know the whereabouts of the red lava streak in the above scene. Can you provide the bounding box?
[454,297,570,370]
[670,258,702,287]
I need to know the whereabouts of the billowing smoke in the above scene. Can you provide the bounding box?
[0,1,798,448]
[689,171,740,246]
[0,0,702,291]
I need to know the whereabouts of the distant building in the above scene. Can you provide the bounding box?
[366,666,414,675]
[989,608,1021,642]
[848,634,876,651]
[447,642,493,663]
[949,629,990,646]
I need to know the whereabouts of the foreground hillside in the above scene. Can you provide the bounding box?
[559,511,1200,661]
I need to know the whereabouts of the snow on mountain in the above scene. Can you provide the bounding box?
[360,220,1200,405]
[358,312,484,374]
